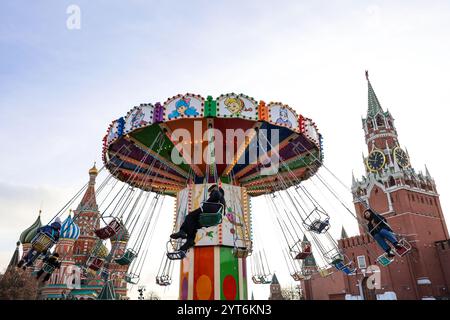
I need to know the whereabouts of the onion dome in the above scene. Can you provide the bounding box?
[110,221,130,242]
[60,214,80,240]
[19,211,42,244]
[96,243,110,259]
[89,163,98,176]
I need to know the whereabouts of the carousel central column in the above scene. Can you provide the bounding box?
[177,183,251,300]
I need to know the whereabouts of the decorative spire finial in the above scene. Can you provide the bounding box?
[352,171,357,187]
[425,164,431,178]
[365,70,369,81]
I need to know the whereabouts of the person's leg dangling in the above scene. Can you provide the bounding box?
[374,233,395,257]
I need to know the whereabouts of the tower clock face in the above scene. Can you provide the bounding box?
[366,150,386,172]
[393,147,410,168]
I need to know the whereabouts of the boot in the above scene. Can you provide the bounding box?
[170,230,187,239]
[386,249,395,258]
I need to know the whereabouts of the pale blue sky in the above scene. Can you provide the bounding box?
[1,1,450,299]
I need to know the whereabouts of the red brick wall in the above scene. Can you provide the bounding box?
[301,270,347,300]
[368,185,390,214]
[304,231,450,300]
[435,240,450,296]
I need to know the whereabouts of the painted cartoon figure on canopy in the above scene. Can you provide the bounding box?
[225,208,247,242]
[224,97,253,116]
[130,108,148,128]
[275,107,292,128]
[107,124,117,143]
[168,97,199,120]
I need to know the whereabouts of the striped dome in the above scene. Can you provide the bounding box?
[60,215,80,240]
[19,212,42,244]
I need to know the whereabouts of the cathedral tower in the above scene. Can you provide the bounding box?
[73,165,101,266]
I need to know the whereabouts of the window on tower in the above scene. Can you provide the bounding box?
[389,176,396,187]
[376,115,385,128]
[367,120,374,130]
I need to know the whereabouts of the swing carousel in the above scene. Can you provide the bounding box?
[101,93,323,300]
[24,92,412,300]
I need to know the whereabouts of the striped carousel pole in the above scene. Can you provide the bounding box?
[178,183,250,300]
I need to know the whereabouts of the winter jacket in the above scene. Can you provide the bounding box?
[38,225,61,242]
[367,211,393,236]
[202,188,226,213]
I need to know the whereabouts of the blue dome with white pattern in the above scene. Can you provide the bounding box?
[60,214,80,240]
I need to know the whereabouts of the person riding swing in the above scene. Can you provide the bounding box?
[170,184,226,255]
[364,208,407,258]
[17,218,62,269]
[36,252,61,282]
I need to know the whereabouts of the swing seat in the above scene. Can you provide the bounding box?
[166,251,186,260]
[100,269,109,280]
[42,263,56,274]
[83,268,98,280]
[251,276,262,284]
[199,213,222,228]
[114,249,137,266]
[332,259,355,275]
[291,272,304,281]
[340,266,355,275]
[156,276,172,286]
[31,232,57,253]
[95,219,123,240]
[377,253,394,267]
[88,258,104,271]
[166,238,187,260]
[307,219,330,234]
[302,267,315,276]
[125,273,140,284]
[295,252,312,259]
[395,239,412,257]
[199,202,224,228]
[295,246,312,260]
[233,247,250,258]
[318,268,332,277]
[259,275,271,284]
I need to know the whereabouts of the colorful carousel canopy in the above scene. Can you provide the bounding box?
[103,93,323,197]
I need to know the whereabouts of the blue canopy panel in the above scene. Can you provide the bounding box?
[231,122,298,178]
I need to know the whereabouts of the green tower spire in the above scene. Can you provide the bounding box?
[97,280,116,300]
[366,70,384,117]
[341,226,348,239]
